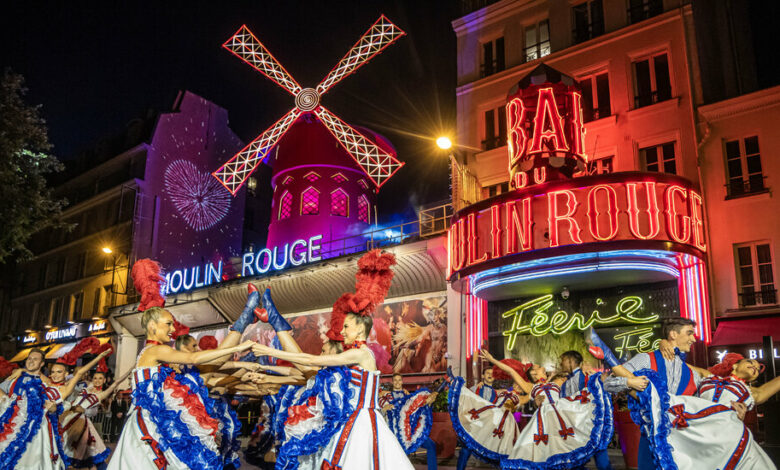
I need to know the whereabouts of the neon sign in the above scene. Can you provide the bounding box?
[164,261,223,295]
[502,294,658,349]
[242,235,323,276]
[714,348,780,361]
[505,70,588,188]
[447,173,707,279]
[613,326,661,357]
[22,334,37,344]
[45,326,78,342]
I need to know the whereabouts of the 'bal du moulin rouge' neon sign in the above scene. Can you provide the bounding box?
[502,294,659,349]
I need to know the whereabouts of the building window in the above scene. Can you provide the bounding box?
[579,72,611,122]
[331,189,349,217]
[282,175,293,185]
[485,182,510,198]
[633,52,672,108]
[357,195,370,223]
[278,190,293,220]
[304,171,320,182]
[725,136,766,198]
[481,37,505,78]
[331,173,348,184]
[735,242,776,307]
[482,105,507,150]
[301,187,320,215]
[572,0,604,44]
[70,292,83,320]
[627,0,663,25]
[524,20,551,62]
[640,142,676,174]
[358,179,368,190]
[92,287,103,317]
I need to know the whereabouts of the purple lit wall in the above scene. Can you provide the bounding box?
[138,91,245,272]
[265,115,390,253]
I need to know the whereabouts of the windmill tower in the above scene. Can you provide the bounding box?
[213,16,405,252]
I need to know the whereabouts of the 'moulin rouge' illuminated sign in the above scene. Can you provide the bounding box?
[447,172,706,279]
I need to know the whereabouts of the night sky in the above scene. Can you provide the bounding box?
[1,1,458,223]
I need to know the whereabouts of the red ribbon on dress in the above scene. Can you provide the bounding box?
[668,404,689,429]
[286,396,317,426]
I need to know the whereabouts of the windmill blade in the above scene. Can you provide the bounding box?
[315,15,405,95]
[314,106,404,188]
[223,25,302,97]
[212,108,302,195]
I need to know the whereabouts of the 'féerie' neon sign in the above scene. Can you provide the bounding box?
[502,294,658,349]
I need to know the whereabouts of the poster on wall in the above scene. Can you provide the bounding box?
[240,294,448,375]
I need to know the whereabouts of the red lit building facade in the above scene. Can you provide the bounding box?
[448,0,780,376]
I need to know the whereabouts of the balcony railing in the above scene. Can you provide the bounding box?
[739,289,778,308]
[726,176,767,199]
[634,88,672,108]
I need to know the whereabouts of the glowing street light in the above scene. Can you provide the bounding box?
[436,136,452,150]
[101,246,113,254]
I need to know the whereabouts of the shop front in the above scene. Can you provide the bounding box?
[448,65,712,375]
[12,318,115,366]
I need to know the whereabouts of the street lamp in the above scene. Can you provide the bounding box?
[101,247,113,254]
[100,246,127,296]
[436,136,452,150]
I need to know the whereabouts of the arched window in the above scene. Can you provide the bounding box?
[301,187,320,215]
[357,195,370,223]
[278,191,292,220]
[331,172,348,183]
[357,179,368,189]
[282,175,293,185]
[304,171,321,182]
[331,188,348,217]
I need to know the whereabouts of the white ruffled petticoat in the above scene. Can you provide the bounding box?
[448,374,613,469]
[60,389,110,468]
[629,370,776,470]
[0,374,66,470]
[385,389,433,454]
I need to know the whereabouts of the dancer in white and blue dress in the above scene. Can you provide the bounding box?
[448,349,613,470]
[254,317,414,470]
[106,307,254,470]
[0,348,67,470]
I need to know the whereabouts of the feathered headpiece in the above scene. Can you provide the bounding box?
[132,259,166,312]
[131,258,190,339]
[94,342,114,373]
[198,335,218,351]
[0,357,19,379]
[492,358,531,381]
[58,337,100,366]
[708,352,744,377]
[332,250,396,318]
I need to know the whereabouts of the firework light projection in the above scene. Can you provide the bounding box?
[164,160,232,231]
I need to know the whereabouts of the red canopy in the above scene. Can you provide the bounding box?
[711,316,780,346]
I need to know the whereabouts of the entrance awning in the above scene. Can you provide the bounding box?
[9,344,56,363]
[711,317,780,346]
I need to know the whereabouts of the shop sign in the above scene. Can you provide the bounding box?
[241,234,323,276]
[713,347,780,362]
[18,319,113,347]
[502,294,659,349]
[447,173,706,279]
[163,261,223,295]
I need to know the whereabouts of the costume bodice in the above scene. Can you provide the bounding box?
[698,376,754,410]
[531,383,561,405]
[132,366,162,391]
[348,366,381,411]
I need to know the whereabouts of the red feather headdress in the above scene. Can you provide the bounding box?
[131,258,189,339]
[0,357,19,379]
[708,352,744,377]
[492,358,532,381]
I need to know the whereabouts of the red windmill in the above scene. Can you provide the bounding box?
[213,15,406,196]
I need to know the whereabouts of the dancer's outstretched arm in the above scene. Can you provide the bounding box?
[479,350,533,394]
[141,341,254,367]
[94,370,133,402]
[753,375,780,405]
[253,343,374,370]
[71,349,113,385]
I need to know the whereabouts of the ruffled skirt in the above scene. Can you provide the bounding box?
[630,369,776,470]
